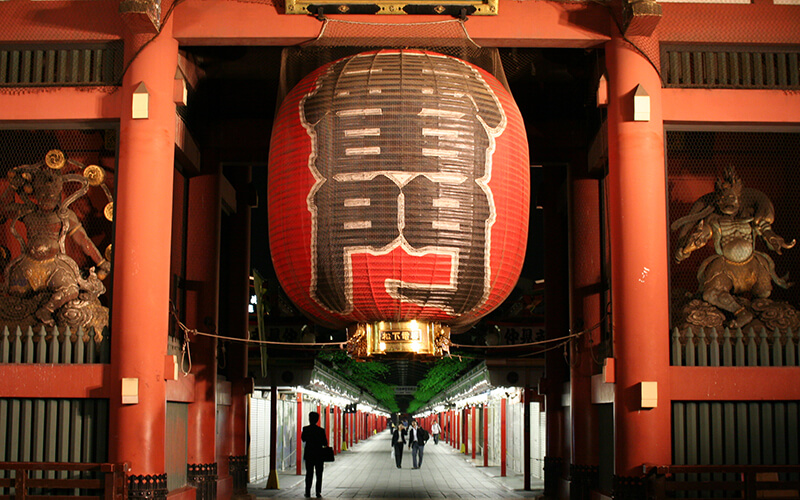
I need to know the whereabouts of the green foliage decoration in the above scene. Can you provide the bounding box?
[317,350,400,413]
[406,356,472,414]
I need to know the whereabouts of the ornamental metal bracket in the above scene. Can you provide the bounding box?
[285,0,497,15]
[621,0,662,37]
[119,0,162,33]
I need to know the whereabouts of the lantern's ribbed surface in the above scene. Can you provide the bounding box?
[269,50,529,332]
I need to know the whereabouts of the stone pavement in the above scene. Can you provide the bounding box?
[248,430,544,499]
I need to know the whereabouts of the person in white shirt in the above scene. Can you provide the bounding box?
[431,420,441,445]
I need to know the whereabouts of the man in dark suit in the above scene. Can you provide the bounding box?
[408,420,429,469]
[301,411,328,498]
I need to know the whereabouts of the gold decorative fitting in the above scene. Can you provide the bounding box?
[45,149,66,170]
[104,202,114,222]
[345,320,451,361]
[284,0,498,15]
[104,244,113,263]
[83,165,106,186]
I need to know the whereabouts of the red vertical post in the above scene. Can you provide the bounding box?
[325,405,330,445]
[110,14,177,476]
[296,393,303,475]
[483,404,489,467]
[471,406,476,460]
[501,398,507,477]
[225,167,253,493]
[451,411,455,447]
[448,411,452,445]
[458,410,462,452]
[334,406,340,454]
[464,408,469,455]
[542,165,569,486]
[570,170,602,475]
[606,29,671,477]
[186,173,220,473]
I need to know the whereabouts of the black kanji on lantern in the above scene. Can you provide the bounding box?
[301,51,507,317]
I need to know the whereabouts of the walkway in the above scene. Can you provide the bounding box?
[249,430,544,499]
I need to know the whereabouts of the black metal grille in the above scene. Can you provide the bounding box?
[661,45,800,89]
[0,42,123,87]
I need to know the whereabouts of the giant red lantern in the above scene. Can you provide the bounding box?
[269,50,529,358]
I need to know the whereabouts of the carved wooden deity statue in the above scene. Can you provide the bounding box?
[1,151,112,331]
[672,166,796,329]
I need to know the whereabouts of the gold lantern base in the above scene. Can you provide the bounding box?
[345,320,451,361]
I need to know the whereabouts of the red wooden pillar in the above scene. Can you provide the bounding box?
[542,164,568,486]
[451,411,455,447]
[109,14,177,478]
[464,408,469,455]
[606,30,671,477]
[186,173,220,472]
[471,406,477,460]
[325,405,330,445]
[483,404,489,467]
[457,410,462,452]
[334,406,340,454]
[225,167,253,491]
[348,412,353,449]
[500,398,507,477]
[448,411,452,445]
[296,393,303,475]
[570,170,602,473]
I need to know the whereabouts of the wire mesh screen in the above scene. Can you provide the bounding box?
[276,18,509,108]
[0,127,116,333]
[0,2,126,91]
[667,130,800,331]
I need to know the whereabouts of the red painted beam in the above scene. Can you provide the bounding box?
[663,89,800,125]
[671,367,800,401]
[172,0,609,48]
[0,364,109,398]
[0,89,120,121]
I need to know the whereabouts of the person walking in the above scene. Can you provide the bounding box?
[391,423,407,468]
[431,419,441,445]
[302,411,329,498]
[408,421,429,469]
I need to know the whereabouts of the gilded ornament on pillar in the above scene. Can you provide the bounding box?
[84,165,106,186]
[45,149,66,170]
